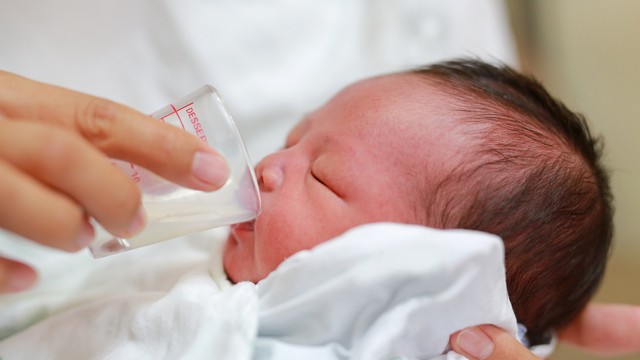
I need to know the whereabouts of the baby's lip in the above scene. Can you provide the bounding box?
[231,220,255,232]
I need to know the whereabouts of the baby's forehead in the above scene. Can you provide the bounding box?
[290,73,477,163]
[312,74,459,126]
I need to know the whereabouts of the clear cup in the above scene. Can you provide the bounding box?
[89,85,261,258]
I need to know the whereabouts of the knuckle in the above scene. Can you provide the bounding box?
[95,174,141,231]
[76,98,118,144]
[155,129,181,159]
[35,128,81,174]
[45,205,85,249]
[146,125,192,172]
[114,180,141,215]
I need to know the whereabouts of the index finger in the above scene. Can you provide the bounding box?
[0,71,229,190]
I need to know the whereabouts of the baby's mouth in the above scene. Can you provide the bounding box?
[231,220,255,232]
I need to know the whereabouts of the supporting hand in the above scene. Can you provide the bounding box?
[449,325,540,360]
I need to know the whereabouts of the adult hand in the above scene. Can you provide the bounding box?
[0,70,229,292]
[449,325,540,360]
[557,303,640,356]
[450,303,640,359]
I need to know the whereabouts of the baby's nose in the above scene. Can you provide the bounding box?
[257,164,283,191]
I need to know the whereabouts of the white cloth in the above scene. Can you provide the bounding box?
[0,228,231,343]
[0,0,518,334]
[1,223,526,359]
[0,0,516,163]
[254,224,518,359]
[0,2,522,358]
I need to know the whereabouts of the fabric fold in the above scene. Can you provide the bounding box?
[255,223,518,359]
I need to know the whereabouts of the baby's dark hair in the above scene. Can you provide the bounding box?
[411,59,613,345]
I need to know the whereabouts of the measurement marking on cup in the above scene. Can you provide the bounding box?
[129,163,141,183]
[169,104,186,130]
[158,102,207,144]
[186,107,208,144]
[159,102,194,121]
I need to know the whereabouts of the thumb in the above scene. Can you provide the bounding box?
[449,325,540,360]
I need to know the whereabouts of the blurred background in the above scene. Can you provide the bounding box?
[507,1,640,359]
[0,1,636,358]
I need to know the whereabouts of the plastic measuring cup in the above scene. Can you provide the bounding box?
[89,85,261,257]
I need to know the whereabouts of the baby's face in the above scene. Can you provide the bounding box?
[224,74,469,283]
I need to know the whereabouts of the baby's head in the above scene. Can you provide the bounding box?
[224,59,613,345]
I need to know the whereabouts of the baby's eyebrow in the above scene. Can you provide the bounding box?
[285,116,314,147]
[284,131,297,148]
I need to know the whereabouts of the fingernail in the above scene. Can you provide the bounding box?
[456,328,494,360]
[192,151,229,187]
[76,220,95,249]
[126,206,146,236]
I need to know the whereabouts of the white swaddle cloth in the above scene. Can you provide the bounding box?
[1,223,544,359]
[254,223,518,359]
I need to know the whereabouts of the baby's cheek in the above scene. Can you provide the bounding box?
[255,226,314,280]
[254,198,326,278]
[255,232,295,279]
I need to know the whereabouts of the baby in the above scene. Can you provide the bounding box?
[223,59,613,346]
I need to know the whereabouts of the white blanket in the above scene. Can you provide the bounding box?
[1,223,533,359]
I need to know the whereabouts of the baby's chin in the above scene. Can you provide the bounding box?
[222,230,262,284]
